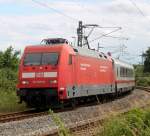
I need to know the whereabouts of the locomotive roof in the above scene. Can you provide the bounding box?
[71,45,112,61]
[24,44,135,68]
[24,44,67,52]
[24,44,112,61]
[24,43,134,69]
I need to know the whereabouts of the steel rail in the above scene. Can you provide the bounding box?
[136,86,150,92]
[0,110,49,123]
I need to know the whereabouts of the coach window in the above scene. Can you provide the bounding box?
[124,68,126,77]
[127,69,129,77]
[68,54,72,65]
[123,68,125,77]
[123,67,125,77]
[120,67,122,77]
[125,68,127,77]
[120,67,126,77]
[130,69,133,77]
[117,68,118,77]
[129,69,131,77]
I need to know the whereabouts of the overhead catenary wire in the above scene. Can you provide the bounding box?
[82,23,123,44]
[129,0,145,17]
[31,0,125,49]
[31,0,124,44]
[87,27,122,44]
[103,35,129,40]
[129,0,150,23]
[31,0,79,22]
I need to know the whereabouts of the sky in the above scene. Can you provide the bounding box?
[0,0,150,64]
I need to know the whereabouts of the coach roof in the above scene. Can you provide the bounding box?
[113,58,133,69]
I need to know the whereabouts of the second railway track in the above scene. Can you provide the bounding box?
[136,86,150,92]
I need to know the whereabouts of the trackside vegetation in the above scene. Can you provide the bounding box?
[96,108,150,136]
[49,109,70,136]
[135,47,150,86]
[134,65,150,86]
[0,47,26,113]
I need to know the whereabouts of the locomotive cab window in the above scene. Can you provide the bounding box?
[24,52,59,66]
[42,53,59,65]
[24,53,41,66]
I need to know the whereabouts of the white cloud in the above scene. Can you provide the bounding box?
[0,0,150,63]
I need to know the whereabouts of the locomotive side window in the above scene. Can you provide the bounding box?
[42,53,59,65]
[68,55,72,65]
[24,53,41,66]
[104,55,107,59]
[73,48,78,52]
[99,54,102,58]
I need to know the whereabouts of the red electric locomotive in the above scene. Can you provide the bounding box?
[17,38,135,108]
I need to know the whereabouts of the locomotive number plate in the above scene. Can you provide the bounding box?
[35,72,44,78]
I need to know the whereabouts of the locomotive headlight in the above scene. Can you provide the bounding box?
[22,81,29,85]
[60,87,65,90]
[50,80,57,84]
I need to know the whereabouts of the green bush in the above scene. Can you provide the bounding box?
[0,91,26,112]
[0,68,18,91]
[136,77,150,87]
[0,47,26,113]
[97,109,150,136]
[134,64,150,87]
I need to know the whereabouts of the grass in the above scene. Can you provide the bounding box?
[49,109,71,136]
[0,90,27,113]
[96,109,150,136]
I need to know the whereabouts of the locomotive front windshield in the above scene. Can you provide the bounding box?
[24,53,59,66]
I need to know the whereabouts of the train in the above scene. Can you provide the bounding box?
[17,38,135,109]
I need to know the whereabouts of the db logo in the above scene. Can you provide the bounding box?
[36,72,44,78]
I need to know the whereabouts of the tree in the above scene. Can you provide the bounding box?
[0,46,20,70]
[143,47,150,73]
[0,46,20,91]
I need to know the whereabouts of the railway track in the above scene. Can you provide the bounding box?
[0,86,149,135]
[0,97,126,124]
[0,96,118,124]
[0,110,49,123]
[0,103,101,124]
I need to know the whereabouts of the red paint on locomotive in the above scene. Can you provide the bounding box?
[17,41,135,108]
